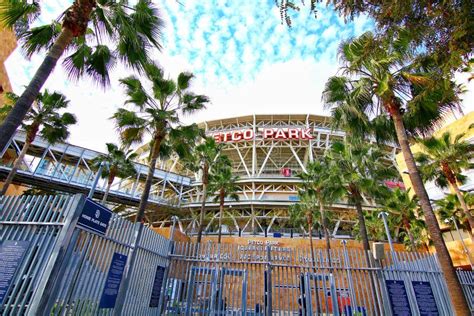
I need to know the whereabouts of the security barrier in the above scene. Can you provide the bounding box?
[1,194,473,315]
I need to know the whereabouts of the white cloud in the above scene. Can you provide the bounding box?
[5,0,472,154]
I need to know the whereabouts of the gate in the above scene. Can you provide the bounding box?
[301,273,339,316]
[164,241,457,316]
[185,267,218,315]
[0,194,171,316]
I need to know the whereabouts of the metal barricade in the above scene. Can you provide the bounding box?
[0,194,171,316]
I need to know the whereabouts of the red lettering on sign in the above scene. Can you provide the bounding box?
[243,129,254,140]
[213,134,221,142]
[231,131,242,141]
[274,129,286,139]
[263,129,274,138]
[288,129,299,139]
[300,128,314,139]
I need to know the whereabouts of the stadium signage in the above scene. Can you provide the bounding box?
[212,127,314,143]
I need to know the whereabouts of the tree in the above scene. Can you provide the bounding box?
[324,140,397,260]
[289,187,320,270]
[208,156,239,244]
[436,193,474,242]
[382,188,420,250]
[90,143,137,204]
[353,211,388,243]
[276,0,472,72]
[296,160,334,264]
[0,0,163,152]
[322,30,469,313]
[416,131,474,236]
[1,90,76,195]
[183,137,222,243]
[113,63,209,224]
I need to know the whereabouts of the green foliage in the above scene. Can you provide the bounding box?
[324,140,397,205]
[322,30,462,142]
[436,193,474,230]
[208,156,240,203]
[112,63,209,163]
[415,131,474,188]
[0,0,164,87]
[90,143,137,180]
[4,90,76,144]
[276,0,472,72]
[352,211,387,242]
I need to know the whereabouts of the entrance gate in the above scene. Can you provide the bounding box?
[301,273,339,316]
[183,266,248,315]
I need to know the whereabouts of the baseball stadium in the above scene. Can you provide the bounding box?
[171,114,398,238]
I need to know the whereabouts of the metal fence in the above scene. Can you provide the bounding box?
[457,270,474,313]
[162,241,458,315]
[1,194,473,315]
[0,194,171,316]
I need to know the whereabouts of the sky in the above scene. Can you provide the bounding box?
[5,0,473,152]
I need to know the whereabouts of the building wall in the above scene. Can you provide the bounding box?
[0,5,17,107]
[396,111,474,197]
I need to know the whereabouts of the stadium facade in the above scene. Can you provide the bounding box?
[166,114,400,237]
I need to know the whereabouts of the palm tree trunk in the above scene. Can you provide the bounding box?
[0,29,74,152]
[307,213,316,272]
[450,181,474,238]
[217,189,224,244]
[307,212,321,314]
[197,166,209,243]
[101,175,115,205]
[319,202,332,267]
[355,201,370,252]
[390,108,470,315]
[1,140,31,195]
[136,135,163,223]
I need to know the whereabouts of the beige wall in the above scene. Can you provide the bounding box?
[196,235,407,252]
[396,111,474,194]
[0,5,17,106]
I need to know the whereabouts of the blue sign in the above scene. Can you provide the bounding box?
[0,240,30,305]
[412,281,439,316]
[149,265,166,307]
[77,198,112,235]
[386,280,412,316]
[99,252,127,309]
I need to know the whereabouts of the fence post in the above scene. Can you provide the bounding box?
[341,240,357,313]
[27,194,86,316]
[265,245,272,316]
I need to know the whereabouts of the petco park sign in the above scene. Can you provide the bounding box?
[212,128,314,143]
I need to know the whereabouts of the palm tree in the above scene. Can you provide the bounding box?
[90,143,137,204]
[416,131,474,236]
[183,137,222,243]
[436,193,474,242]
[289,188,320,269]
[353,211,387,243]
[382,188,419,250]
[113,63,209,223]
[0,0,163,152]
[1,90,76,195]
[325,140,397,260]
[208,156,239,244]
[322,30,469,313]
[297,160,333,263]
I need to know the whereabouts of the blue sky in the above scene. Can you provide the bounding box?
[5,1,472,151]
